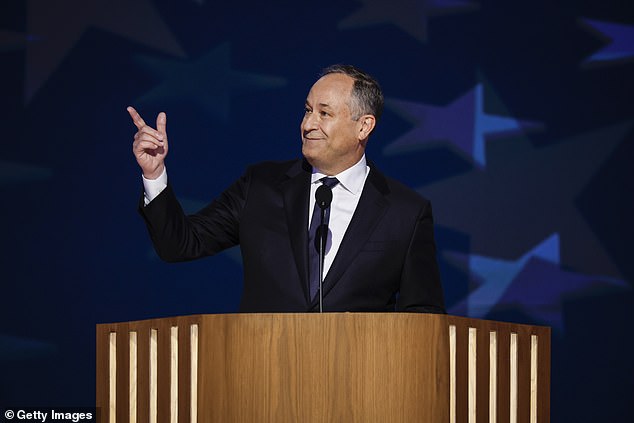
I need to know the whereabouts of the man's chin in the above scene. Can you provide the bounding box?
[301,147,321,167]
[302,141,318,153]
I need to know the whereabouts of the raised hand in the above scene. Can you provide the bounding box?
[128,106,169,180]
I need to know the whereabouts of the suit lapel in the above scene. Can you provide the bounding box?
[318,165,390,304]
[280,159,312,303]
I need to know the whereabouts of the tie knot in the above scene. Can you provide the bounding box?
[320,177,339,189]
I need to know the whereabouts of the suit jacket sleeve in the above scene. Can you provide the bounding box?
[396,200,446,314]
[137,170,250,262]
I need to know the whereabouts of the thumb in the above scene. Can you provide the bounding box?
[156,112,167,137]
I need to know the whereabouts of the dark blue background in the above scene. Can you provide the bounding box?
[1,1,632,420]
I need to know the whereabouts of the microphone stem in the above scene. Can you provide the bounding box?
[318,207,326,313]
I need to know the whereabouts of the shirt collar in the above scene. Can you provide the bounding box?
[311,155,368,195]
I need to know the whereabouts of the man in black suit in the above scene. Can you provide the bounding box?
[128,65,445,313]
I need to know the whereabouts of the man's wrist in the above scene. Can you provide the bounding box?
[143,167,168,205]
[143,165,165,181]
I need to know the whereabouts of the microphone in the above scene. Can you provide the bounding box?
[315,184,333,210]
[314,184,333,251]
[314,184,333,313]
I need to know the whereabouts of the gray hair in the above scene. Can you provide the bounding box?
[319,64,384,121]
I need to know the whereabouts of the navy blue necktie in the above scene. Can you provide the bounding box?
[308,177,339,301]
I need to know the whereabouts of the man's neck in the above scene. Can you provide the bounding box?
[311,154,367,177]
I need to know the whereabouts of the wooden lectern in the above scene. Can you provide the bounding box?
[96,314,550,422]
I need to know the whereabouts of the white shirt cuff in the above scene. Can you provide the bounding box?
[142,167,168,206]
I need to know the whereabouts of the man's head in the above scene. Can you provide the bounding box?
[320,64,384,122]
[301,65,383,175]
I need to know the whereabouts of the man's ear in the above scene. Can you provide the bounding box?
[357,114,377,140]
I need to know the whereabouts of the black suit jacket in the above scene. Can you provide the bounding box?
[139,159,445,313]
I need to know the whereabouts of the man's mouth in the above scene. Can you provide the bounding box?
[303,132,324,141]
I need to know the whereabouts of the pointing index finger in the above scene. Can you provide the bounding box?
[127,106,147,130]
[156,112,167,135]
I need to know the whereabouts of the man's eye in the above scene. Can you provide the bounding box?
[320,111,330,117]
[304,107,312,114]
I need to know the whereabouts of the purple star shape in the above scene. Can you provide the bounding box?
[448,234,628,330]
[384,84,542,167]
[581,19,634,64]
[420,122,632,278]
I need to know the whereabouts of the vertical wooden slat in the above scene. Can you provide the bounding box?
[510,333,518,423]
[149,328,158,423]
[475,326,490,423]
[157,322,172,423]
[537,328,551,423]
[108,332,116,423]
[530,335,538,423]
[137,325,150,423]
[497,329,510,422]
[115,325,130,423]
[455,322,469,423]
[517,330,531,423]
[178,320,191,423]
[489,331,498,423]
[129,331,138,423]
[449,325,456,423]
[190,323,199,423]
[170,326,179,423]
[468,327,477,423]
[95,325,110,423]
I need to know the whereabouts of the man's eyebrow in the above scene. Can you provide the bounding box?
[305,100,334,110]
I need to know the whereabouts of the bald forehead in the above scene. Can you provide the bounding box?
[314,72,354,89]
[307,73,354,110]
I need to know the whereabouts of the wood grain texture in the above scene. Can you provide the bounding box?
[96,314,550,423]
[537,330,551,423]
[197,313,448,423]
[445,316,551,423]
[455,323,469,423]
[475,327,490,422]
[115,324,129,423]
[95,325,109,423]
[129,331,137,423]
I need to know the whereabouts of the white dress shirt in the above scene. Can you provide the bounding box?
[308,155,370,277]
[143,155,371,277]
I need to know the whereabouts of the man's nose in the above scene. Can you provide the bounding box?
[303,112,318,130]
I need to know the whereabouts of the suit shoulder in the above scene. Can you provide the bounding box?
[245,158,305,180]
[371,167,431,207]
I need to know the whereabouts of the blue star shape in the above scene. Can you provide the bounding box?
[419,122,632,278]
[384,84,542,167]
[581,19,634,64]
[135,43,286,121]
[446,234,628,330]
[338,0,478,43]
